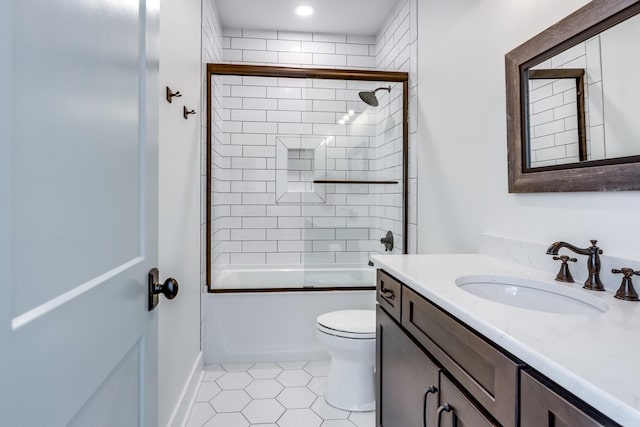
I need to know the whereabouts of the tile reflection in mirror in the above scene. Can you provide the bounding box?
[524,12,640,169]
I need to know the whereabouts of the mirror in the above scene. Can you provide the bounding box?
[527,13,640,169]
[527,68,587,168]
[506,0,640,192]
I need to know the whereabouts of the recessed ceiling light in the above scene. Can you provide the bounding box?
[295,5,314,17]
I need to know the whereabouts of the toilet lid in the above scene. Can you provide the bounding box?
[317,310,376,338]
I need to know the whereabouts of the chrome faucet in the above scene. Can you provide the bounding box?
[546,240,604,291]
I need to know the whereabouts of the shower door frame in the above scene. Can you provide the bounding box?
[205,63,409,293]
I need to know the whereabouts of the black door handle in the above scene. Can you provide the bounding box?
[380,288,395,300]
[436,403,454,427]
[148,268,179,311]
[423,385,438,427]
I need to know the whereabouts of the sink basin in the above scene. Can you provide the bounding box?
[455,275,608,315]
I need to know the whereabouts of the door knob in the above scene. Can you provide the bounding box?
[148,268,179,311]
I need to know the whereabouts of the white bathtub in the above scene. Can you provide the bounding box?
[212,264,376,290]
[204,265,377,363]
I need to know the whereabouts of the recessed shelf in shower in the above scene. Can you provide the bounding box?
[313,180,399,184]
[275,136,327,204]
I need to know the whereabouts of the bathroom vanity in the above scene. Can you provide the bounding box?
[372,254,640,426]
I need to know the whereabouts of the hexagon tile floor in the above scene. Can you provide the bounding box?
[185,360,375,427]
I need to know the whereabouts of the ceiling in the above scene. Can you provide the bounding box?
[214,0,399,36]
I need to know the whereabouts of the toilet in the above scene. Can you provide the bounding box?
[316,309,376,411]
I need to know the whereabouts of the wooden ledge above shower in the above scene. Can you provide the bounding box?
[313,180,399,184]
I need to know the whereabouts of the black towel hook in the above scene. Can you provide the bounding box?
[183,106,196,119]
[166,86,182,103]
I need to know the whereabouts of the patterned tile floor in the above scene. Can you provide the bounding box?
[185,360,375,427]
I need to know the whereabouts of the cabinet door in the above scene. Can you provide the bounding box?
[521,371,620,427]
[438,375,499,427]
[377,306,440,427]
[402,286,521,427]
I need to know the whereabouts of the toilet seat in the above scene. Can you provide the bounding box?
[317,310,376,339]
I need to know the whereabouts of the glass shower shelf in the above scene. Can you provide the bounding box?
[313,180,399,184]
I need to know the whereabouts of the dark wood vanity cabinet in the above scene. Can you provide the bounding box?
[520,370,620,427]
[375,269,620,427]
[402,286,520,427]
[376,305,439,427]
[377,270,402,322]
[377,305,497,427]
[439,375,498,427]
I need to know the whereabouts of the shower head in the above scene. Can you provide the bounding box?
[358,86,391,107]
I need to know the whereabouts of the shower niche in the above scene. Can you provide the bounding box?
[276,136,327,204]
[206,64,409,292]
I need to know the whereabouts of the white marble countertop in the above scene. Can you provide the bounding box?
[370,253,640,426]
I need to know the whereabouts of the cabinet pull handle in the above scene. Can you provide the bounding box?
[436,403,454,427]
[423,385,438,427]
[380,288,395,300]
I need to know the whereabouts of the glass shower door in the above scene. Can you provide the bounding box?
[300,79,405,289]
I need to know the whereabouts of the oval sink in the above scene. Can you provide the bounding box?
[455,275,608,315]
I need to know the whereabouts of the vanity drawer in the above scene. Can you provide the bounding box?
[376,270,402,322]
[401,286,522,427]
[439,375,499,427]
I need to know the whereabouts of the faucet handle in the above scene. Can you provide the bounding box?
[612,268,640,277]
[589,239,603,254]
[380,231,394,252]
[612,268,640,301]
[553,255,577,263]
[552,255,577,283]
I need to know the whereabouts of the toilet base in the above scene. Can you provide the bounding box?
[325,352,375,412]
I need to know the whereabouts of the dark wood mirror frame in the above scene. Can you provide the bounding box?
[505,0,640,193]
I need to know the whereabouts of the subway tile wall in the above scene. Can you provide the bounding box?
[222,29,377,69]
[202,0,223,337]
[206,0,419,276]
[376,0,418,254]
[529,36,604,168]
[210,74,404,269]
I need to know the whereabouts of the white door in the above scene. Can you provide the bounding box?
[1,1,161,426]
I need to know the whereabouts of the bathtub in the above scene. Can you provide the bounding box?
[204,264,377,363]
[211,264,376,290]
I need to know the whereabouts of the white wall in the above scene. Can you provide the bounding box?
[158,0,203,425]
[201,0,224,361]
[417,0,640,261]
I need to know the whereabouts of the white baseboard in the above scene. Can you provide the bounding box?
[168,352,203,427]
